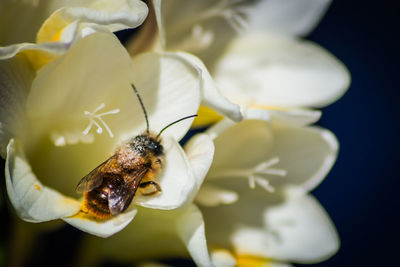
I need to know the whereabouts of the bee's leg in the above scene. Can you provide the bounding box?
[139,181,162,196]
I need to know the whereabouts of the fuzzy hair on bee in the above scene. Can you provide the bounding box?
[76,84,196,219]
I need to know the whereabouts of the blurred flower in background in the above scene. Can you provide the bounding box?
[0,0,350,266]
[0,0,148,69]
[199,119,339,266]
[143,0,350,126]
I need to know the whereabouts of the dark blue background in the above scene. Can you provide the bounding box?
[305,1,399,266]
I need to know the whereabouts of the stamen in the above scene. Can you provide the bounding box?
[178,25,214,52]
[254,177,275,193]
[83,103,120,138]
[263,168,287,176]
[200,0,248,33]
[92,102,106,113]
[248,175,256,189]
[254,157,280,171]
[82,121,93,135]
[222,9,248,34]
[209,157,287,193]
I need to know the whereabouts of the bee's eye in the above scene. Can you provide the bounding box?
[148,143,156,150]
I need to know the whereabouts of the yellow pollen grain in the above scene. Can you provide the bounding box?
[236,255,270,267]
[34,184,41,191]
[69,211,89,221]
[68,210,106,222]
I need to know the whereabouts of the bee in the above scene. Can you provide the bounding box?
[76,84,196,219]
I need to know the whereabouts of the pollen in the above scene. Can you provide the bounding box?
[34,184,41,191]
[79,199,112,221]
[83,103,120,138]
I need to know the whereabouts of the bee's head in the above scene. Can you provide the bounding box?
[131,134,163,156]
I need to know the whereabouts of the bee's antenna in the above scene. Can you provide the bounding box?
[131,83,149,133]
[157,115,197,138]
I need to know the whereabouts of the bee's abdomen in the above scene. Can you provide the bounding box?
[83,174,124,219]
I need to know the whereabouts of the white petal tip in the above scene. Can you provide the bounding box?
[63,208,137,238]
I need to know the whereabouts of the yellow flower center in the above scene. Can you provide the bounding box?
[236,255,271,267]
[50,27,65,42]
[192,105,224,127]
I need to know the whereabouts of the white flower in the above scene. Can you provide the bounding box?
[0,32,209,237]
[0,0,148,45]
[195,118,339,266]
[0,0,148,70]
[148,0,350,124]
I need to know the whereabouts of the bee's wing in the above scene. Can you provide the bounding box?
[108,168,148,216]
[75,155,116,193]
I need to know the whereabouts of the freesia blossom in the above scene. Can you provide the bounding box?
[144,0,350,126]
[0,0,148,45]
[0,0,148,70]
[195,118,339,266]
[0,31,215,237]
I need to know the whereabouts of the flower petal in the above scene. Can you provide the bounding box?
[231,191,339,263]
[242,107,321,126]
[206,119,235,140]
[214,34,350,108]
[152,0,165,48]
[268,108,321,126]
[242,107,271,122]
[169,52,242,122]
[129,51,202,141]
[201,188,338,263]
[0,54,34,157]
[207,120,338,193]
[37,0,148,43]
[211,249,236,267]
[5,139,81,222]
[263,125,338,192]
[208,120,274,172]
[245,0,332,36]
[176,205,214,267]
[184,133,215,189]
[134,137,195,210]
[79,205,210,263]
[0,42,67,69]
[63,207,137,238]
